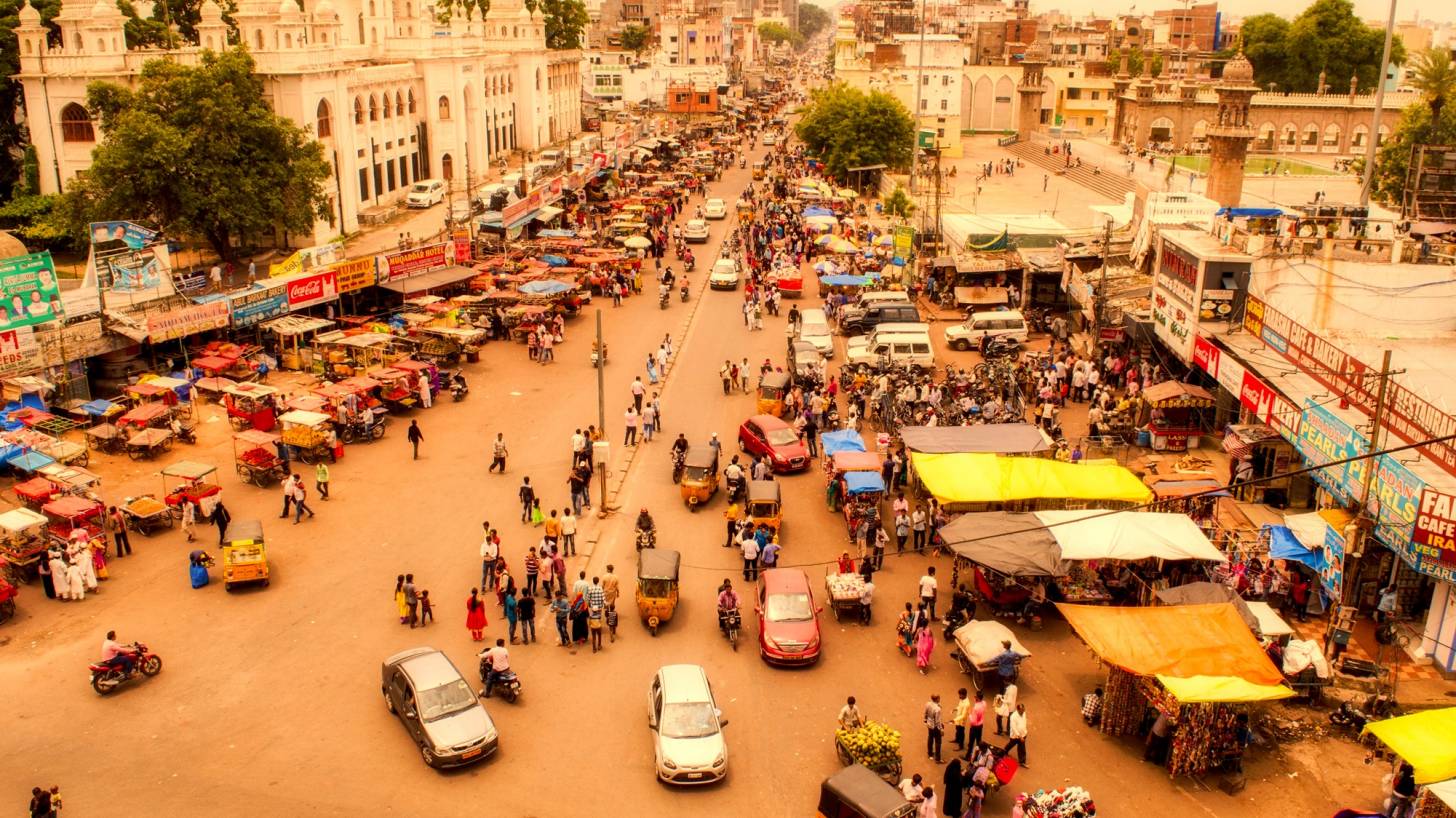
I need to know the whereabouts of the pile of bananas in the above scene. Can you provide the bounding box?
[836,721,901,768]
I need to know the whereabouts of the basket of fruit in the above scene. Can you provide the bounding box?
[834,721,903,782]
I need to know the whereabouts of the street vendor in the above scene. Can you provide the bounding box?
[992,640,1021,683]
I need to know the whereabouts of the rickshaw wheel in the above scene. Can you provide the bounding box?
[299,450,318,465]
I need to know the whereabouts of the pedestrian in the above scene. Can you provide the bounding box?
[642,402,657,443]
[395,574,408,623]
[292,477,314,524]
[859,574,874,625]
[524,547,540,597]
[418,590,434,625]
[953,688,971,751]
[518,477,535,523]
[942,759,964,818]
[518,590,536,644]
[489,432,508,473]
[631,376,646,411]
[925,693,944,763]
[968,690,986,752]
[911,506,928,552]
[624,405,640,446]
[741,527,760,581]
[646,353,658,384]
[529,497,544,526]
[586,576,607,652]
[919,566,939,620]
[108,506,131,557]
[404,573,419,628]
[406,420,423,459]
[915,621,935,674]
[550,590,570,645]
[1004,703,1029,768]
[480,524,499,588]
[466,588,488,640]
[602,563,620,612]
[28,787,50,818]
[560,508,578,555]
[315,460,330,500]
[505,588,519,643]
[279,473,295,519]
[211,501,231,545]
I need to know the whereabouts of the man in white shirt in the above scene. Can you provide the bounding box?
[740,527,760,581]
[478,638,512,697]
[480,525,499,588]
[838,695,865,730]
[559,509,578,556]
[918,567,939,620]
[898,773,925,803]
[1004,703,1029,767]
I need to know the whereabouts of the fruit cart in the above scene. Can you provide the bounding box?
[221,383,279,432]
[161,461,222,519]
[950,619,1031,692]
[278,410,335,464]
[119,495,174,535]
[85,423,124,454]
[834,721,903,783]
[124,427,174,460]
[0,507,51,583]
[825,570,868,623]
[233,429,287,486]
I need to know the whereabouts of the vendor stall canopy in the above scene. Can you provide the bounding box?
[911,452,1153,505]
[942,511,1226,576]
[898,423,1049,455]
[1362,707,1456,784]
[1058,602,1290,696]
[821,430,867,457]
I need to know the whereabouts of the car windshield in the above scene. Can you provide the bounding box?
[411,184,432,193]
[765,428,799,446]
[766,592,814,622]
[660,701,718,739]
[418,679,478,721]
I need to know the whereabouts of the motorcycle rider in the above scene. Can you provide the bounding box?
[100,630,137,676]
[636,507,656,547]
[450,370,468,394]
[723,456,745,501]
[658,279,671,306]
[478,637,511,698]
[716,579,741,635]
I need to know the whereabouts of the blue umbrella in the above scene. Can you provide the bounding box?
[542,254,570,267]
[520,280,571,295]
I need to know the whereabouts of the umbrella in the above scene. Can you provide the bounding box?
[804,214,838,226]
[520,280,571,295]
[621,235,652,249]
[814,234,837,246]
[828,238,859,254]
[812,260,839,274]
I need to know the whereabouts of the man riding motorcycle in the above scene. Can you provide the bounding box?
[717,580,741,635]
[101,630,137,676]
[636,507,657,548]
[478,638,512,698]
[723,457,745,501]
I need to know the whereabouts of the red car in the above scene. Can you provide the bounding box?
[738,414,809,473]
[755,568,822,666]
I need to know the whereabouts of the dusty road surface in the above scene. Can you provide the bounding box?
[0,143,1383,818]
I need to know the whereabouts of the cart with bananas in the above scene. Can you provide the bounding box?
[277,410,334,465]
[834,720,903,783]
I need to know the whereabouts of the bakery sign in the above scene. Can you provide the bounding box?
[1156,241,1198,304]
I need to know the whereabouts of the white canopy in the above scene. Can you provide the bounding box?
[0,507,48,533]
[1283,511,1331,550]
[278,410,331,427]
[1038,510,1228,563]
[1244,600,1294,638]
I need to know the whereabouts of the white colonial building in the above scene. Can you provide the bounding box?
[12,0,581,242]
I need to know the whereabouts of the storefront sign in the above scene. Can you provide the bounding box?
[1319,524,1347,601]
[544,176,565,205]
[146,300,231,342]
[324,257,377,294]
[452,229,472,264]
[591,151,608,171]
[1199,289,1234,322]
[88,221,157,251]
[1412,488,1456,577]
[383,243,450,282]
[271,244,345,278]
[1098,327,1125,341]
[1151,292,1194,362]
[893,226,914,264]
[0,251,64,331]
[1245,294,1456,480]
[501,188,544,228]
[285,270,338,310]
[229,284,289,328]
[0,327,44,378]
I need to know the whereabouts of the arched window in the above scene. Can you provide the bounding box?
[368,0,375,13]
[316,99,333,137]
[60,103,94,143]
[438,95,451,120]
[407,90,416,113]
[395,91,404,116]
[369,95,379,121]
[284,33,292,48]
[357,13,365,41]
[405,1,412,14]
[441,153,454,179]
[254,29,264,48]
[354,97,364,124]
[382,95,391,118]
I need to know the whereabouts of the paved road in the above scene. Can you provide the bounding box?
[0,141,1380,818]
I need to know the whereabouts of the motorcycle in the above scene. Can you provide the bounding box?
[341,414,387,444]
[659,289,670,310]
[981,336,1021,359]
[720,608,741,651]
[478,659,522,703]
[88,642,163,696]
[671,449,686,483]
[725,474,745,504]
[680,282,690,302]
[684,253,695,272]
[1329,701,1373,733]
[636,527,657,551]
[448,371,469,402]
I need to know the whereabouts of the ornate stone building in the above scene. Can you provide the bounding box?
[1204,52,1256,207]
[13,0,581,243]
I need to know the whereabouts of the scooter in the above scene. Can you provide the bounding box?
[659,290,670,310]
[636,527,657,551]
[680,282,690,302]
[684,253,696,272]
[478,660,522,703]
[341,415,387,443]
[725,475,746,504]
[448,371,469,402]
[88,642,163,696]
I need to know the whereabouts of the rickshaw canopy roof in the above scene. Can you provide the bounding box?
[278,410,331,428]
[759,371,791,390]
[821,764,912,818]
[637,548,681,580]
[748,480,781,504]
[162,460,217,480]
[833,451,881,473]
[224,519,265,545]
[0,506,48,532]
[684,448,719,469]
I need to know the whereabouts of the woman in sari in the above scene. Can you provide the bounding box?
[570,592,590,643]
[915,623,935,675]
[394,575,408,624]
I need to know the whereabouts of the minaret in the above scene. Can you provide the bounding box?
[1016,42,1047,141]
[1111,49,1132,143]
[15,0,49,70]
[1205,51,1258,208]
[197,0,230,49]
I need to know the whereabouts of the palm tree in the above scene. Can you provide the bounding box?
[1409,48,1456,121]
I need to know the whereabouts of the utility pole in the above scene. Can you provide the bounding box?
[595,308,609,518]
[909,0,929,194]
[1358,0,1398,207]
[1343,349,1395,615]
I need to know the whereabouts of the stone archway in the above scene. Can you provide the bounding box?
[1149,116,1175,143]
[1257,122,1276,152]
[1323,123,1341,152]
[993,76,1015,131]
[972,75,993,131]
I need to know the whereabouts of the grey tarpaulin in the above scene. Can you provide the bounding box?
[899,424,1051,455]
[941,512,1066,576]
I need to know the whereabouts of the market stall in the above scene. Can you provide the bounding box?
[1363,708,1456,818]
[261,315,336,372]
[912,452,1154,511]
[1142,381,1215,452]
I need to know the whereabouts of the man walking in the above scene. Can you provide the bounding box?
[631,376,646,412]
[108,506,132,558]
[518,477,535,523]
[624,405,640,446]
[292,476,315,523]
[1004,703,1029,768]
[560,508,578,555]
[480,523,499,588]
[919,566,939,620]
[315,461,330,500]
[489,433,508,473]
[404,573,419,628]
[406,420,423,459]
[279,473,296,519]
[924,693,944,763]
[741,527,760,581]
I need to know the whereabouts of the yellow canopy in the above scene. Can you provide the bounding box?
[1156,675,1295,703]
[911,452,1154,505]
[1058,602,1285,686]
[1363,707,1456,784]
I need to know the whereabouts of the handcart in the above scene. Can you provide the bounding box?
[36,464,102,500]
[85,423,124,455]
[233,429,288,486]
[0,507,51,583]
[13,476,58,510]
[41,495,105,546]
[278,410,335,464]
[116,401,171,431]
[222,383,279,432]
[119,495,174,535]
[161,461,222,519]
[125,428,174,460]
[834,722,903,783]
[39,438,89,467]
[825,570,868,623]
[950,619,1031,692]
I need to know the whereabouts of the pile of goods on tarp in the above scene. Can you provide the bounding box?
[835,721,900,768]
[1022,787,1096,817]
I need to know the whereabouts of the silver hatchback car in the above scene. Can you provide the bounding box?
[382,648,499,768]
[649,664,729,785]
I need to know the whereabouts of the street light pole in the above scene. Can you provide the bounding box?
[1358,0,1398,207]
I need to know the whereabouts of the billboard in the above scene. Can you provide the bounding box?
[0,327,44,378]
[325,257,377,294]
[1411,489,1456,580]
[146,300,231,343]
[0,251,65,331]
[88,221,158,251]
[383,243,451,282]
[228,284,289,328]
[285,270,338,310]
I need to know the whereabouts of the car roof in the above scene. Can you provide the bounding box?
[746,413,790,430]
[390,648,463,688]
[871,322,931,335]
[761,567,810,593]
[657,664,713,702]
[971,309,1025,320]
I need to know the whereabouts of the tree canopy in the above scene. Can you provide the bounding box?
[539,0,588,49]
[758,21,802,49]
[795,83,915,181]
[1407,48,1456,120]
[619,22,651,56]
[1241,0,1405,93]
[62,49,331,260]
[797,3,830,40]
[882,184,915,219]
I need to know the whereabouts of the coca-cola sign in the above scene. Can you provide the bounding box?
[287,270,338,309]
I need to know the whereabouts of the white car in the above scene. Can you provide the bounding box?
[649,664,728,785]
[684,219,710,244]
[762,133,778,146]
[709,258,740,290]
[405,179,446,208]
[703,198,728,220]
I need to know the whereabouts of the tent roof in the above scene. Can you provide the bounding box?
[1155,675,1294,703]
[912,452,1153,505]
[1156,582,1257,632]
[898,424,1049,454]
[1057,602,1285,687]
[1244,601,1294,638]
[1265,524,1321,569]
[1040,510,1226,562]
[1363,708,1456,784]
[942,513,1064,576]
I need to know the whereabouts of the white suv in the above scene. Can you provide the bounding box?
[405,179,446,208]
[709,258,740,290]
[649,664,728,785]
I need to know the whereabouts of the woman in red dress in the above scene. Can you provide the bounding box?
[465,588,489,641]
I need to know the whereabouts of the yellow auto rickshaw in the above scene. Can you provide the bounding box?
[679,447,720,509]
[221,519,269,591]
[747,479,783,533]
[752,161,766,180]
[635,548,680,636]
[756,371,791,417]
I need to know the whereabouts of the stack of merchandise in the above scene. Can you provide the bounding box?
[1022,787,1097,817]
[835,721,900,771]
[825,572,865,601]
[1099,667,1144,737]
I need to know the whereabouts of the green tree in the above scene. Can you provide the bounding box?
[539,0,587,49]
[1408,47,1456,120]
[62,49,331,260]
[1369,103,1456,206]
[794,82,914,181]
[435,0,490,23]
[882,184,915,219]
[0,193,76,250]
[0,0,61,202]
[758,21,802,48]
[1242,0,1404,92]
[797,3,830,40]
[619,22,651,56]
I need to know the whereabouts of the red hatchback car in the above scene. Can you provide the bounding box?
[738,414,810,473]
[755,568,822,666]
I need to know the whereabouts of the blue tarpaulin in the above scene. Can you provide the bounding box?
[844,471,886,495]
[821,430,866,457]
[80,399,116,417]
[1216,207,1283,218]
[819,274,878,287]
[803,206,833,217]
[542,254,570,267]
[1264,524,1322,569]
[520,280,571,295]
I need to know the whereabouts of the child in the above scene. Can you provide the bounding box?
[530,498,544,526]
[606,605,619,643]
[418,590,434,626]
[994,692,1009,736]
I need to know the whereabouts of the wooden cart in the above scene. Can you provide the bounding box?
[825,571,867,623]
[125,428,173,460]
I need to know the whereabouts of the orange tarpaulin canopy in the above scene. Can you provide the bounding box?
[1057,602,1285,686]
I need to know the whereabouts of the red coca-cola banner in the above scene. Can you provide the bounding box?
[287,270,338,309]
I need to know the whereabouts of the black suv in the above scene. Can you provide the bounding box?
[840,303,922,336]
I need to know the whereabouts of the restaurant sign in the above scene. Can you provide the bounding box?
[383,243,450,282]
[1411,489,1456,580]
[229,284,289,328]
[146,300,231,342]
[324,257,377,294]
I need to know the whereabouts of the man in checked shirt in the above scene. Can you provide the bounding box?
[585,577,607,653]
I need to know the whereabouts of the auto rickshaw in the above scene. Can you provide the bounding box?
[679,447,720,509]
[746,479,783,534]
[817,764,914,818]
[221,519,269,591]
[752,161,766,180]
[634,547,680,636]
[756,371,791,417]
